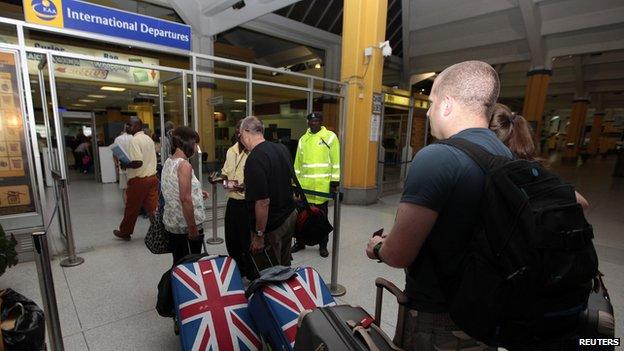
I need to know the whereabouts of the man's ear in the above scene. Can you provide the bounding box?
[442,96,453,117]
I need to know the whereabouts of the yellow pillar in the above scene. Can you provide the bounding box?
[587,112,604,156]
[197,82,215,162]
[522,69,551,145]
[340,0,388,204]
[564,99,590,161]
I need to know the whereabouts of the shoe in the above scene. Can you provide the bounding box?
[291,242,305,253]
[319,247,329,258]
[113,230,131,241]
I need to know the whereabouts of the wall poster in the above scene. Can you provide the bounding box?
[0,50,37,216]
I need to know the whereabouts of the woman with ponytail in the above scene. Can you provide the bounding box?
[490,103,589,210]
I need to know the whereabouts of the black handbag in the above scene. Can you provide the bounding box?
[275,144,334,246]
[145,211,170,254]
[0,289,46,351]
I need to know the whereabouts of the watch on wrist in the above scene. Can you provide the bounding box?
[255,230,264,238]
[373,242,383,262]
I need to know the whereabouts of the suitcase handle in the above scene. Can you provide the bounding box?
[374,278,408,347]
[249,247,275,277]
[374,278,408,324]
[353,326,381,351]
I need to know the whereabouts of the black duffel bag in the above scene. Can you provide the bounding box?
[1,289,46,351]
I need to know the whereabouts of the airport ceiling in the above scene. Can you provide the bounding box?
[271,0,624,113]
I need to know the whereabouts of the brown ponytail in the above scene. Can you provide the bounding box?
[489,103,535,160]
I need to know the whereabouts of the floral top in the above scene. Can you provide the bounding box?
[162,157,205,234]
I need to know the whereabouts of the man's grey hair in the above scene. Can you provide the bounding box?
[432,60,500,117]
[240,116,264,135]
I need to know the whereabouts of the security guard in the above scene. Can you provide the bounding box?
[292,112,340,257]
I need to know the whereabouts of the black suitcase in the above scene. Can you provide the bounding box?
[294,278,407,351]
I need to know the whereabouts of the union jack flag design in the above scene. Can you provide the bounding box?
[251,267,336,350]
[171,256,261,351]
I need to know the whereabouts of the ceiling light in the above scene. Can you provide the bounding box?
[80,99,95,103]
[314,63,321,69]
[88,94,107,98]
[231,109,243,113]
[101,86,126,92]
[72,103,87,107]
[234,99,247,103]
[164,100,174,104]
[139,92,159,97]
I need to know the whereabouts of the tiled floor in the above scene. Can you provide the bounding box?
[1,155,622,350]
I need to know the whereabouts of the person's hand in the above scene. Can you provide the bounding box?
[366,236,384,260]
[234,183,245,191]
[120,162,127,170]
[330,181,340,194]
[250,235,265,253]
[188,229,201,240]
[202,190,209,199]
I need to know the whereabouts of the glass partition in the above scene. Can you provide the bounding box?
[252,83,309,159]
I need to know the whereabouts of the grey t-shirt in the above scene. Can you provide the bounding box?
[402,128,512,312]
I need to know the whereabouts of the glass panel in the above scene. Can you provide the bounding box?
[252,67,309,89]
[381,106,409,185]
[0,50,37,216]
[313,79,343,95]
[196,77,247,174]
[252,83,308,158]
[196,57,247,79]
[0,23,18,45]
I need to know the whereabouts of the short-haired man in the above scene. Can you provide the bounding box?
[366,61,511,350]
[113,117,159,241]
[239,116,297,266]
[291,112,340,257]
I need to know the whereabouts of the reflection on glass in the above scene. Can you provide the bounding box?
[253,84,308,159]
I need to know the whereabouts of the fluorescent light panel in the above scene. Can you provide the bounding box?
[88,94,106,98]
[101,86,126,92]
[139,92,159,97]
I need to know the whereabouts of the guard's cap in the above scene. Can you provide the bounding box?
[306,112,323,120]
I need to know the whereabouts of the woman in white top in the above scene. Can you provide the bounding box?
[161,126,208,264]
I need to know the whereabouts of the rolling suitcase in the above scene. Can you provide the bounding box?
[248,266,336,350]
[294,278,407,351]
[171,254,262,351]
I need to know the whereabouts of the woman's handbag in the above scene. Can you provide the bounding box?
[0,289,46,351]
[145,211,170,254]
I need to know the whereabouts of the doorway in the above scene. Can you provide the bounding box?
[32,50,186,251]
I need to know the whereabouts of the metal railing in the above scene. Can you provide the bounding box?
[51,171,84,267]
[32,231,65,351]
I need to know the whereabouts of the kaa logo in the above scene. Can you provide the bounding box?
[32,0,58,21]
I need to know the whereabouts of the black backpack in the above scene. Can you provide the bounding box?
[436,138,599,348]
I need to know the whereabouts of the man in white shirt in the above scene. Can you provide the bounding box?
[113,117,159,241]
[113,122,133,205]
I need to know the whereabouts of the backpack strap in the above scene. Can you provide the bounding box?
[436,138,497,172]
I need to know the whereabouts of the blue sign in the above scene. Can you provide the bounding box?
[24,0,192,51]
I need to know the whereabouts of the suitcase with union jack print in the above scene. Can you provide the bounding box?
[248,266,336,351]
[171,255,262,351]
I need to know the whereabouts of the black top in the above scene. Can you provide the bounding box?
[401,128,512,312]
[245,141,296,232]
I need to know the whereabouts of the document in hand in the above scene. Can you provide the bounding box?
[110,143,131,165]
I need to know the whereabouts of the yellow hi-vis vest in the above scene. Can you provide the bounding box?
[294,126,340,204]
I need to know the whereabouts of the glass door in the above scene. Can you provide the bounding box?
[378,106,409,194]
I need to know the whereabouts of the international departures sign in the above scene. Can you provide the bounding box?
[23,0,192,51]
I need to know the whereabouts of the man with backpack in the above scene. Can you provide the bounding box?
[365,60,598,350]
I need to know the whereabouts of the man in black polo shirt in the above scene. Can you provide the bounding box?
[366,61,511,350]
[239,116,297,266]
